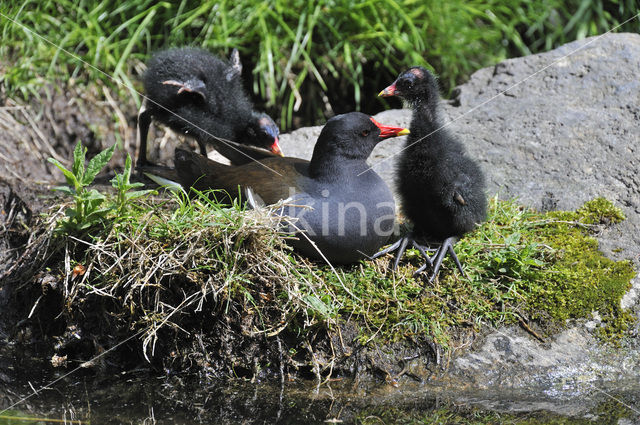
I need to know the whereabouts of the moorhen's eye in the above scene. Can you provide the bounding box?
[361,129,370,137]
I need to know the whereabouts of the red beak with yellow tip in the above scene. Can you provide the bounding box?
[370,117,410,139]
[378,82,397,98]
[270,138,284,156]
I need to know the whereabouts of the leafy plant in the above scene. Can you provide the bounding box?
[110,153,154,216]
[485,232,545,280]
[48,141,115,233]
[48,142,154,233]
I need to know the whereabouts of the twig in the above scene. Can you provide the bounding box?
[517,315,546,343]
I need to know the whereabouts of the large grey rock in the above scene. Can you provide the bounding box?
[450,33,640,266]
[282,33,640,390]
[446,33,640,390]
[285,33,639,266]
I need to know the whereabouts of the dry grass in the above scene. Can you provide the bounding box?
[79,197,327,360]
[1,190,354,378]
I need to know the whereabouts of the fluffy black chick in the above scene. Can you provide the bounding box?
[374,67,487,281]
[137,47,282,167]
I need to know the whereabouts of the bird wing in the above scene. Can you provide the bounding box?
[454,191,466,206]
[161,78,207,100]
[174,149,308,205]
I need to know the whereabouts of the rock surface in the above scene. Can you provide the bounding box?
[281,33,640,388]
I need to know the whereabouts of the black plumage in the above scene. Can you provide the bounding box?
[137,47,282,167]
[169,112,408,264]
[374,67,487,281]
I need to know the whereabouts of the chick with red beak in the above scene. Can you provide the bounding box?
[138,47,284,167]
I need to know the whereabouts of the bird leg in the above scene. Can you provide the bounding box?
[136,103,153,168]
[414,236,465,283]
[196,139,208,156]
[372,232,435,271]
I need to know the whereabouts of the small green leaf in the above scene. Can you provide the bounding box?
[84,189,107,201]
[72,141,86,182]
[48,158,78,188]
[504,232,521,245]
[125,189,153,200]
[304,294,332,318]
[111,173,124,188]
[525,258,544,267]
[85,207,111,219]
[122,153,133,186]
[51,185,74,195]
[84,144,116,185]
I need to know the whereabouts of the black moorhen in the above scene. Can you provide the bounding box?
[137,47,282,167]
[173,112,409,264]
[373,67,487,281]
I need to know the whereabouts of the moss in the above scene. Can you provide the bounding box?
[531,198,634,340]
[574,197,626,225]
[314,197,635,346]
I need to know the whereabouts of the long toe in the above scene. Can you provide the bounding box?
[371,237,404,259]
[392,236,411,270]
[447,241,466,278]
[371,235,414,271]
[412,240,435,267]
[427,236,464,283]
[413,262,429,276]
[410,240,434,277]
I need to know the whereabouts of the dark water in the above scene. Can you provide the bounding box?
[1,370,639,425]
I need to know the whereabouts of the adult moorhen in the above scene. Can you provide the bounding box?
[174,112,409,264]
[373,67,487,281]
[137,47,282,167]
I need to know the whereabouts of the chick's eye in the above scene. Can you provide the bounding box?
[361,129,370,137]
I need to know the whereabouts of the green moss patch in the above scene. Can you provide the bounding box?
[322,197,635,346]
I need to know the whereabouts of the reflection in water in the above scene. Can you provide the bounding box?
[1,371,639,424]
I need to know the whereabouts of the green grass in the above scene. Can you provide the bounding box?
[1,1,638,128]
